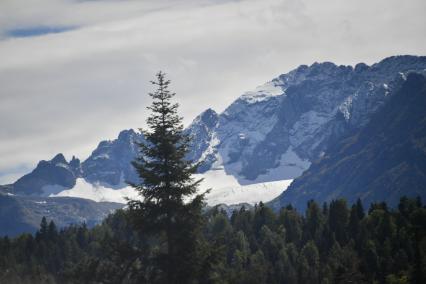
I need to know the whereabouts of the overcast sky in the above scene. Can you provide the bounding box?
[0,0,425,184]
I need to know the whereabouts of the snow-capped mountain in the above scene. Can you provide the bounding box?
[8,55,426,206]
[270,72,426,211]
[185,55,426,184]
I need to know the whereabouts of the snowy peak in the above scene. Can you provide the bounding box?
[193,55,426,183]
[272,72,426,211]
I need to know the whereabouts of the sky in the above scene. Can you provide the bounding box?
[0,0,425,184]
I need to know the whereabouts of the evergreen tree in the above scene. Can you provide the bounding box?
[355,198,365,219]
[278,207,302,245]
[36,216,48,242]
[299,241,320,283]
[329,199,349,245]
[47,220,58,242]
[128,71,206,283]
[349,204,361,239]
[304,200,325,243]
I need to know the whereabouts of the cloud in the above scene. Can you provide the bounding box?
[0,0,425,183]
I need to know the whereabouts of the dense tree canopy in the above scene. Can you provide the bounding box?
[0,197,425,283]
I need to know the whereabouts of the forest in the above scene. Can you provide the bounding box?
[0,197,425,283]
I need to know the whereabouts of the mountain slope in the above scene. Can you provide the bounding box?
[270,73,426,211]
[6,55,426,207]
[0,192,123,237]
[185,55,426,184]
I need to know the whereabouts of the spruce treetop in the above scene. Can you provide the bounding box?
[127,72,206,283]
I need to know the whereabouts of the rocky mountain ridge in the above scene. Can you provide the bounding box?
[270,72,426,211]
[5,55,426,206]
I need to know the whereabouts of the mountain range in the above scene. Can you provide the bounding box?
[2,55,426,236]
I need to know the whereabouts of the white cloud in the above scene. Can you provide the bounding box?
[0,0,425,183]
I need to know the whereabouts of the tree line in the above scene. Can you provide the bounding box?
[0,197,425,283]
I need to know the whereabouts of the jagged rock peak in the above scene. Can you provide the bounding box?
[69,156,82,175]
[70,155,80,165]
[51,153,67,165]
[13,152,79,195]
[197,108,219,127]
[81,128,143,186]
[117,129,137,141]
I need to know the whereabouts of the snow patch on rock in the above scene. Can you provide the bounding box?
[195,169,292,205]
[48,173,291,206]
[254,147,311,182]
[49,178,138,203]
[240,80,285,104]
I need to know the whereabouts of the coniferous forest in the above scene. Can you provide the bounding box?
[0,197,425,283]
[1,73,425,284]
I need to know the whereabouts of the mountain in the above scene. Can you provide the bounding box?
[13,153,81,195]
[4,55,426,208]
[11,129,143,197]
[185,108,219,172]
[82,129,143,186]
[0,192,122,237]
[183,56,426,186]
[270,73,426,211]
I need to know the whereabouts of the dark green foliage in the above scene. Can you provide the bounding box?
[328,199,349,245]
[127,72,207,283]
[0,197,425,283]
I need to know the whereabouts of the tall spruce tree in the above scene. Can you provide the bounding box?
[128,71,205,283]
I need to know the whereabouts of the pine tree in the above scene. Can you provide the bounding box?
[47,220,58,242]
[299,241,320,283]
[304,200,325,243]
[36,216,48,242]
[355,198,365,220]
[128,71,206,283]
[329,199,349,245]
